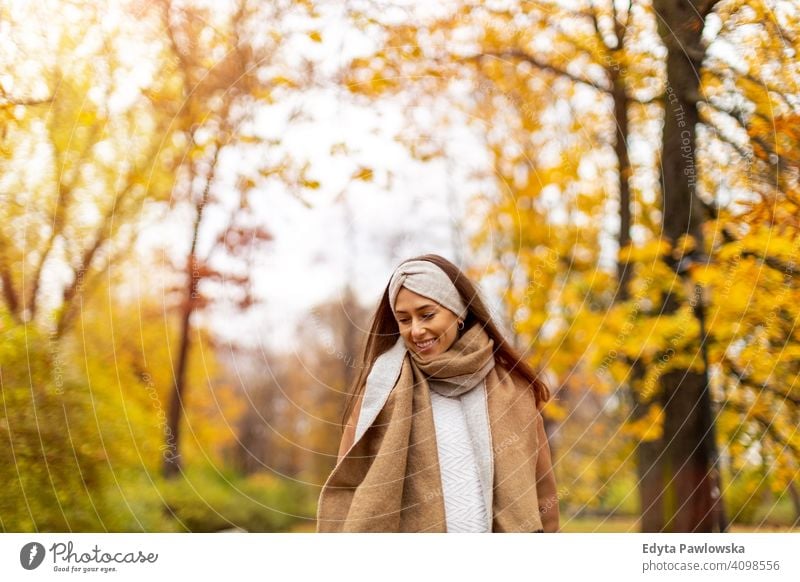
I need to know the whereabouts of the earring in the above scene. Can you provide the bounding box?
[457,320,465,330]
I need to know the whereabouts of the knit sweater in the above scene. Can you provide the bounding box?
[429,389,490,532]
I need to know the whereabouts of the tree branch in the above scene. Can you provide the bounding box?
[700,99,796,169]
[719,226,799,279]
[0,96,53,108]
[739,72,797,110]
[700,115,754,162]
[27,116,103,321]
[723,399,800,457]
[462,49,611,93]
[726,361,800,406]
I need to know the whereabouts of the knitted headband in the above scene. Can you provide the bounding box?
[388,259,468,320]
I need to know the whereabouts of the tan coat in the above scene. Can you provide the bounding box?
[326,365,560,533]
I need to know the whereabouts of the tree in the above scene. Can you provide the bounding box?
[231,295,371,484]
[339,0,800,530]
[0,1,179,333]
[145,0,322,477]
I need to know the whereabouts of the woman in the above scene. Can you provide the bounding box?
[316,254,559,532]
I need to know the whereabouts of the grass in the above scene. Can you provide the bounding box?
[559,515,798,533]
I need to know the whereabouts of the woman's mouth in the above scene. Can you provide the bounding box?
[414,338,438,352]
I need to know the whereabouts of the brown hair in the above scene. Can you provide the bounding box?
[341,253,550,429]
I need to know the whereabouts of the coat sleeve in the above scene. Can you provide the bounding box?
[535,410,560,532]
[336,392,363,463]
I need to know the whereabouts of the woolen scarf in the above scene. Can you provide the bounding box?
[316,322,550,532]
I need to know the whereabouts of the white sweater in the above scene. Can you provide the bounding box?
[429,390,490,532]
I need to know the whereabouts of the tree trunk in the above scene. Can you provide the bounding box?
[789,483,800,527]
[612,73,633,301]
[648,0,723,532]
[661,370,715,531]
[163,294,194,478]
[162,147,219,478]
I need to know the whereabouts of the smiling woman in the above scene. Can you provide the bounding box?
[316,254,559,533]
[394,285,462,357]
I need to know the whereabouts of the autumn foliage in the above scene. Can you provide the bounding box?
[1,0,798,532]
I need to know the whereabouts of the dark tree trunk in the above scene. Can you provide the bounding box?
[612,72,633,301]
[661,370,715,531]
[162,148,219,479]
[637,438,666,531]
[789,483,800,526]
[647,0,723,532]
[163,295,194,478]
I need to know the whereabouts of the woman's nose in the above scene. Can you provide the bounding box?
[411,321,427,338]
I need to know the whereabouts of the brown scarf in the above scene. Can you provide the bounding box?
[316,324,558,532]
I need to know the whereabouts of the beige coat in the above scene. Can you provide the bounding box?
[325,365,560,533]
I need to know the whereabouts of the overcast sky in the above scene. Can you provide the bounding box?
[129,1,499,353]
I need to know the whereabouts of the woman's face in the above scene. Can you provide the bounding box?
[394,287,461,357]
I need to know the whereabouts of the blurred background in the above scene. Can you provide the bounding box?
[1,0,798,533]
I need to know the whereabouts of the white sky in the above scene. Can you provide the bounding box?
[131,0,623,353]
[198,90,494,350]
[129,1,498,351]
[9,0,739,354]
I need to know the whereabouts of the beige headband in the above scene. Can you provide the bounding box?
[388,259,468,320]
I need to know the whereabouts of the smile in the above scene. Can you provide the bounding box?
[414,338,438,351]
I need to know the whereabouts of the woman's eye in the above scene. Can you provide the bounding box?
[423,313,434,319]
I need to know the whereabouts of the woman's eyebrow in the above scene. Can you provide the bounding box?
[395,303,436,315]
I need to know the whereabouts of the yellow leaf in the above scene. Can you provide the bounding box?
[271,76,297,88]
[623,405,664,442]
[351,167,373,182]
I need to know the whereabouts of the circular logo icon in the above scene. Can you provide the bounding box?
[20,542,46,570]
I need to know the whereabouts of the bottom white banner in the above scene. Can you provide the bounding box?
[1,533,798,581]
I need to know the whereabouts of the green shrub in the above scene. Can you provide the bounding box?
[158,464,316,532]
[0,317,113,531]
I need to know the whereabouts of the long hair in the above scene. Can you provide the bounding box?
[340,253,551,430]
